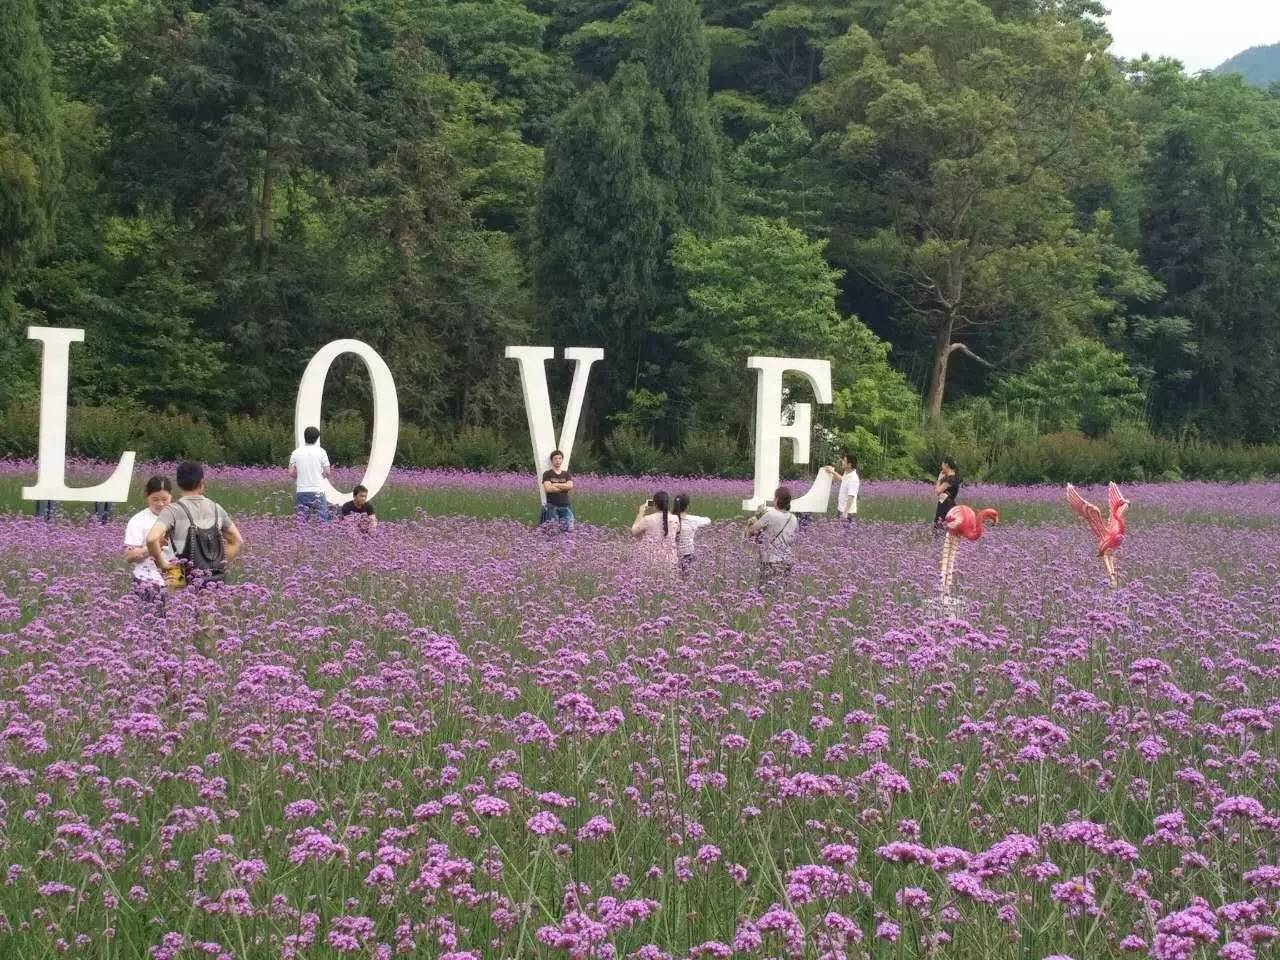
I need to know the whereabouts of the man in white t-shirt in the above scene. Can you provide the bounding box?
[824,452,861,523]
[289,426,332,521]
[123,475,176,591]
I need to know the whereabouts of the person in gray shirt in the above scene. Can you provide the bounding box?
[147,461,243,587]
[747,485,798,583]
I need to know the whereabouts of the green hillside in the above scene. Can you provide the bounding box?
[1215,43,1280,87]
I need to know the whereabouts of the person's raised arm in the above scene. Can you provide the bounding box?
[632,502,649,537]
[223,521,244,562]
[146,519,173,570]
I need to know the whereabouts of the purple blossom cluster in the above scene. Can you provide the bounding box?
[0,488,1277,959]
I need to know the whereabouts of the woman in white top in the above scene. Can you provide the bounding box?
[123,476,176,592]
[823,452,860,523]
[672,494,711,576]
[631,490,679,566]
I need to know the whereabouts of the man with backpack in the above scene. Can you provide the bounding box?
[147,461,243,588]
[747,485,798,584]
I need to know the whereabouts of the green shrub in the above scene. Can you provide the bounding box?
[221,415,292,466]
[1107,423,1177,482]
[139,413,224,464]
[1176,440,1280,481]
[0,403,39,458]
[396,423,450,469]
[987,428,1179,484]
[674,428,747,477]
[566,441,604,475]
[449,426,520,471]
[322,413,368,467]
[604,427,666,476]
[68,404,144,461]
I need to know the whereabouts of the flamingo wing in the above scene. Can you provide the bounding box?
[1107,482,1127,521]
[1066,484,1107,542]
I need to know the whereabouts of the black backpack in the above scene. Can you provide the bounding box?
[176,500,226,582]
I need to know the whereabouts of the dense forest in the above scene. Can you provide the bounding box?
[3,0,1280,478]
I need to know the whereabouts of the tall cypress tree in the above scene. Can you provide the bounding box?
[0,0,61,301]
[644,0,721,233]
[536,63,671,416]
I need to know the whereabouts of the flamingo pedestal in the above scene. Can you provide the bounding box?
[939,506,999,598]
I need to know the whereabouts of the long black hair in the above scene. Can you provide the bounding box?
[653,490,670,535]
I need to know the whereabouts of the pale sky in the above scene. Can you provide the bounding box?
[1103,0,1280,72]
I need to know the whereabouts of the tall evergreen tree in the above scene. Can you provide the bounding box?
[0,0,61,309]
[644,0,721,232]
[1137,68,1280,441]
[536,63,671,419]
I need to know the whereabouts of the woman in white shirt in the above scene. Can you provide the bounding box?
[631,490,678,566]
[672,494,711,576]
[123,476,175,592]
[824,452,860,523]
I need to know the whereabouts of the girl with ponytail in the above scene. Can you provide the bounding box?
[632,490,678,566]
[673,493,711,576]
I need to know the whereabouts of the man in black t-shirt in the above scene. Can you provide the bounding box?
[933,457,960,531]
[540,450,574,531]
[340,484,377,532]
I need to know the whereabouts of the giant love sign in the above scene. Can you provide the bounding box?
[21,326,835,512]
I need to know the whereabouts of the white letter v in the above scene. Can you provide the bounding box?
[505,346,603,502]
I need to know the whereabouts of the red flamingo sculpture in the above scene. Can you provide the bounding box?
[940,505,999,596]
[1066,482,1129,588]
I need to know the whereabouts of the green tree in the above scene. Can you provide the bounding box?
[96,0,364,409]
[724,111,829,232]
[409,0,574,142]
[808,0,1145,419]
[669,217,921,472]
[1134,63,1280,441]
[326,10,536,426]
[994,338,1146,436]
[536,63,671,420]
[644,0,721,232]
[0,0,61,314]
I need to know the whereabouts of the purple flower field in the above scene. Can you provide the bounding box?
[0,481,1278,959]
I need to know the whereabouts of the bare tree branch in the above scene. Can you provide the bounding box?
[948,341,995,368]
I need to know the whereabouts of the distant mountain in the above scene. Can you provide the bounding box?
[1214,43,1280,88]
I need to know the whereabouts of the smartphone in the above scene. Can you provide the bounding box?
[645,498,655,507]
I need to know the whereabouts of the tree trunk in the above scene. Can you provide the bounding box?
[258,145,274,268]
[925,314,955,420]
